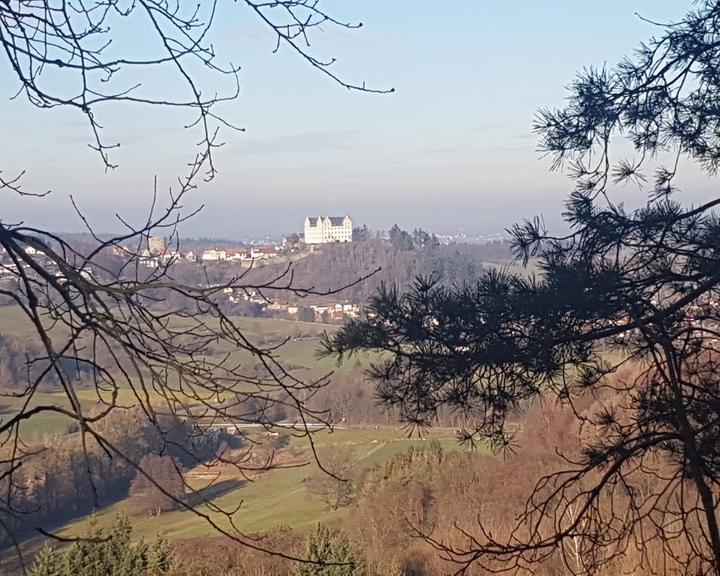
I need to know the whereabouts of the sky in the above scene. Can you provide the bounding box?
[1,1,708,238]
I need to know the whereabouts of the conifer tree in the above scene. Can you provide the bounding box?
[28,514,173,576]
[294,524,370,576]
[326,1,720,574]
[28,544,60,576]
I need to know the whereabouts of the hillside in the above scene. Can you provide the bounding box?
[247,239,515,303]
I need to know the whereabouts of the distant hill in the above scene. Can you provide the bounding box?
[248,239,516,303]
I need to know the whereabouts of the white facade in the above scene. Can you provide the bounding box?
[201,249,227,261]
[304,216,352,244]
[148,235,167,255]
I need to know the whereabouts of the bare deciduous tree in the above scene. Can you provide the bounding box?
[0,0,389,568]
[129,454,185,516]
[306,446,354,511]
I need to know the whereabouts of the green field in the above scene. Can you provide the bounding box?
[0,306,366,440]
[56,428,466,541]
[0,306,469,545]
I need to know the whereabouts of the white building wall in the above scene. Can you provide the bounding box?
[304,216,352,244]
[201,249,227,261]
[148,235,167,255]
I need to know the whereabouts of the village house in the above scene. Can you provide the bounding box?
[250,246,279,259]
[148,235,167,255]
[159,250,180,264]
[225,248,247,261]
[24,246,45,257]
[201,248,227,261]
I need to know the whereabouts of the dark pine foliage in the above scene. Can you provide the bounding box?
[325,2,720,574]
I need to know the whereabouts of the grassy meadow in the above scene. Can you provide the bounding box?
[1,305,470,547]
[0,306,361,440]
[56,428,466,541]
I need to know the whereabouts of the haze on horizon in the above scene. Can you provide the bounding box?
[2,1,708,239]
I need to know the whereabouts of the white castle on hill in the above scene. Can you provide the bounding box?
[304,215,352,244]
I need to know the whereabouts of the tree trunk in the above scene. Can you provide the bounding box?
[661,341,720,574]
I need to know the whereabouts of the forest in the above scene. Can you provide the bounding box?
[19,382,676,576]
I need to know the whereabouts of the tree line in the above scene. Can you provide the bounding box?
[0,408,239,549]
[24,388,694,576]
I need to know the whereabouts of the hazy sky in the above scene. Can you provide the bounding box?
[2,1,707,238]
